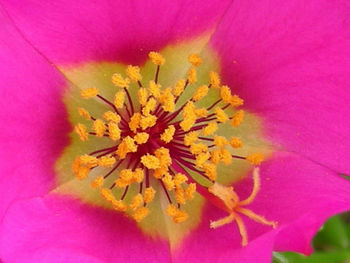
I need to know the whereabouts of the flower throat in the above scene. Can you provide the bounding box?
[72,52,277,246]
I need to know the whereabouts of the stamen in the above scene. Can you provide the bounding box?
[72,51,275,246]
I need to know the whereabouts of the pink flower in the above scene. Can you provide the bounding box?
[1,1,350,263]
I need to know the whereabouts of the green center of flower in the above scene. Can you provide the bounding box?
[70,51,277,246]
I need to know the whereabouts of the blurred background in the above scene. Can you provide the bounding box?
[273,212,350,263]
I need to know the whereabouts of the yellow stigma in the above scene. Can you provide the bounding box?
[208,168,277,246]
[71,51,273,244]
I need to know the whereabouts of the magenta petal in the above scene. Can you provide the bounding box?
[0,9,69,219]
[1,0,232,64]
[0,195,170,263]
[174,152,350,260]
[210,0,350,173]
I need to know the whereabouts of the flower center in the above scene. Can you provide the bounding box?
[72,52,277,246]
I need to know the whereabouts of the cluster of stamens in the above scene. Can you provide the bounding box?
[73,51,277,246]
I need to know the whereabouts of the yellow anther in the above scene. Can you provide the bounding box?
[192,85,208,102]
[81,87,99,99]
[78,107,91,120]
[72,157,81,176]
[184,131,198,146]
[210,149,222,165]
[126,65,142,82]
[114,90,125,108]
[214,136,228,148]
[92,119,106,137]
[91,176,104,189]
[221,148,232,165]
[202,122,218,136]
[246,153,264,165]
[174,173,188,186]
[142,97,157,116]
[185,183,196,200]
[111,73,130,88]
[98,155,116,167]
[195,152,210,168]
[75,123,89,141]
[141,154,160,169]
[166,204,188,223]
[153,167,168,179]
[187,67,197,84]
[115,141,128,159]
[159,88,175,112]
[138,88,149,106]
[183,101,196,115]
[115,137,137,159]
[175,186,186,205]
[190,143,208,155]
[231,110,244,127]
[75,166,90,180]
[220,85,232,103]
[140,114,157,130]
[129,112,141,132]
[133,207,150,222]
[203,162,217,180]
[116,169,133,188]
[209,71,220,88]
[119,169,134,181]
[144,187,156,203]
[155,147,172,168]
[160,125,175,143]
[148,51,165,66]
[79,154,98,168]
[112,200,128,212]
[188,54,202,66]
[133,168,144,183]
[148,80,161,98]
[162,173,175,191]
[130,194,144,210]
[108,122,121,141]
[215,107,228,123]
[100,188,116,203]
[134,132,149,144]
[124,136,137,153]
[230,95,244,107]
[230,137,243,148]
[179,117,196,132]
[103,111,121,123]
[195,108,207,118]
[173,79,186,97]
